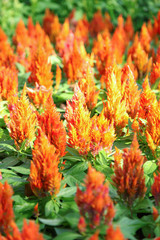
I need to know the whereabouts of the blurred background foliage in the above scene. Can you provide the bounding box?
[0,0,160,38]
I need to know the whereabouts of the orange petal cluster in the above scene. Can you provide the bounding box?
[112,134,146,207]
[105,225,126,240]
[75,165,115,230]
[29,129,61,197]
[151,172,160,206]
[5,85,38,149]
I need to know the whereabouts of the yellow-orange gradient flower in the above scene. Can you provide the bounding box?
[105,224,126,240]
[29,129,61,197]
[5,84,38,149]
[0,182,14,235]
[0,67,18,101]
[75,165,115,229]
[37,97,66,157]
[27,84,53,109]
[55,65,61,91]
[112,134,146,207]
[28,47,53,88]
[124,15,134,40]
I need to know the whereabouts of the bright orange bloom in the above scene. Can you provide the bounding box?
[37,97,66,157]
[152,172,160,206]
[78,65,99,110]
[29,129,61,197]
[28,47,53,88]
[153,206,159,221]
[27,84,53,109]
[75,165,115,229]
[33,203,39,218]
[105,225,126,240]
[21,220,44,240]
[0,182,14,235]
[0,40,17,70]
[0,27,7,42]
[75,15,89,44]
[78,216,86,233]
[124,15,134,40]
[140,23,151,53]
[55,65,62,91]
[112,134,146,207]
[5,84,38,149]
[126,55,138,80]
[150,62,160,87]
[112,15,128,64]
[65,85,92,155]
[103,65,129,133]
[89,231,99,240]
[90,10,106,36]
[43,9,61,42]
[0,67,18,101]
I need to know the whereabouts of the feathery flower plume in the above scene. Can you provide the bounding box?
[75,165,115,230]
[37,97,66,157]
[55,65,62,91]
[5,84,38,149]
[124,15,134,40]
[29,129,61,197]
[105,224,126,240]
[112,134,146,207]
[152,172,160,206]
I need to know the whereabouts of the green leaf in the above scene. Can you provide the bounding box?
[64,212,79,228]
[45,200,59,217]
[0,143,17,152]
[53,232,82,240]
[65,162,88,175]
[57,187,77,198]
[143,161,157,175]
[10,166,30,175]
[66,147,80,156]
[39,218,64,226]
[65,173,85,187]
[1,156,19,168]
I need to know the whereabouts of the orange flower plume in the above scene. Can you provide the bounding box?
[89,10,106,36]
[124,15,134,40]
[28,47,53,88]
[75,165,115,229]
[37,97,66,157]
[0,67,18,101]
[5,84,38,149]
[27,84,53,109]
[0,182,14,235]
[29,129,62,197]
[55,65,62,91]
[105,224,126,240]
[65,85,115,156]
[112,134,146,207]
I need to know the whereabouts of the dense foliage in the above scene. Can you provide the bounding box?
[1,1,160,240]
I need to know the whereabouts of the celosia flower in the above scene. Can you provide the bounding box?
[27,83,53,109]
[140,23,151,53]
[0,39,17,70]
[124,15,134,40]
[21,220,44,240]
[89,231,99,240]
[65,85,92,155]
[5,84,38,149]
[0,67,18,101]
[75,15,89,44]
[29,129,62,197]
[90,10,106,36]
[37,97,66,157]
[150,62,160,87]
[152,206,159,221]
[0,182,14,235]
[78,216,86,233]
[75,165,115,229]
[151,172,160,206]
[112,134,146,207]
[55,65,61,91]
[28,47,53,89]
[105,224,126,240]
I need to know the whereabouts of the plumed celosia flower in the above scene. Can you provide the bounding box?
[78,216,86,233]
[78,65,99,110]
[152,206,159,221]
[103,66,129,134]
[29,129,62,197]
[75,165,115,229]
[150,62,160,88]
[55,65,62,91]
[151,172,160,206]
[5,84,38,149]
[124,15,134,40]
[0,27,7,42]
[140,23,151,53]
[20,220,44,240]
[105,224,126,240]
[89,231,99,240]
[74,15,89,44]
[0,182,14,235]
[28,47,53,89]
[89,10,106,36]
[43,9,61,43]
[91,112,115,156]
[0,67,18,101]
[112,15,129,64]
[65,85,115,156]
[27,84,53,109]
[37,97,66,157]
[65,85,92,155]
[126,55,138,80]
[112,134,146,207]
